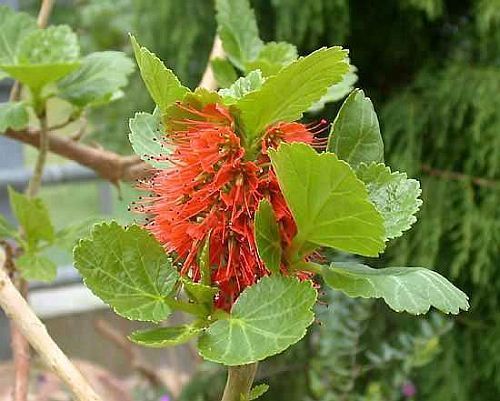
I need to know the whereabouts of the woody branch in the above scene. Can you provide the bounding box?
[4,35,224,184]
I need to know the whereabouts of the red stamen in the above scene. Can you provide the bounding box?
[137,102,322,310]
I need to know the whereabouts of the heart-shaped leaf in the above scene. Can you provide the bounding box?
[269,143,385,258]
[198,275,317,365]
[57,51,134,107]
[73,222,179,322]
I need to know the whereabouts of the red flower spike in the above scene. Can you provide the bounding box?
[137,102,317,310]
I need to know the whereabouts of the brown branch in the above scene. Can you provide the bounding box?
[421,164,498,189]
[10,279,29,401]
[5,128,152,183]
[4,35,225,186]
[0,248,104,401]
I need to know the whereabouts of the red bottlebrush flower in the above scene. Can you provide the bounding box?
[137,101,321,310]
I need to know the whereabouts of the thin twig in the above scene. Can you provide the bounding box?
[421,164,498,189]
[49,114,83,131]
[37,0,55,28]
[26,111,49,197]
[0,248,104,401]
[93,319,166,388]
[9,82,21,102]
[199,35,224,91]
[70,117,88,141]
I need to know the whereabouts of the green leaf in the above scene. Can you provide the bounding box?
[130,35,189,112]
[198,234,212,286]
[198,275,317,365]
[18,25,79,64]
[254,199,282,273]
[327,89,384,167]
[129,324,201,348]
[255,42,297,66]
[0,63,80,93]
[219,70,264,104]
[73,222,179,321]
[16,253,57,282]
[129,111,171,168]
[0,214,16,238]
[8,188,54,249]
[356,162,422,240]
[215,0,263,70]
[0,102,29,133]
[211,58,238,88]
[268,143,385,258]
[308,65,358,112]
[53,217,101,251]
[0,5,37,66]
[245,42,298,77]
[57,51,134,107]
[0,25,81,92]
[236,47,349,144]
[322,262,469,315]
[182,277,218,305]
[248,384,269,400]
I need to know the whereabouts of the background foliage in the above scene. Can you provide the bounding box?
[16,0,500,399]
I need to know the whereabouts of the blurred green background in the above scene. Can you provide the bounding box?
[14,0,500,400]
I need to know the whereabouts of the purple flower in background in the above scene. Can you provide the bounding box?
[160,395,170,401]
[402,381,417,398]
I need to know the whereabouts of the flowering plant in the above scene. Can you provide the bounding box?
[0,1,469,400]
[70,1,468,400]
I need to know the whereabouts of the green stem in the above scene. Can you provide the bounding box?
[285,235,318,267]
[26,108,49,198]
[221,363,258,401]
[300,261,323,274]
[164,297,208,317]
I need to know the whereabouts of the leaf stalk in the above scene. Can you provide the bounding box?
[221,363,258,401]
